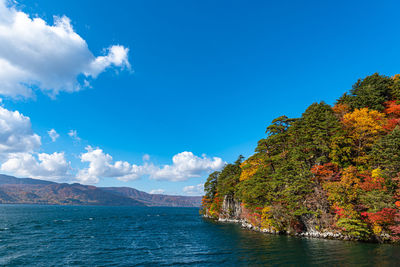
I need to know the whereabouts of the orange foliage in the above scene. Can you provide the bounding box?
[359,174,386,192]
[310,163,340,183]
[383,100,400,131]
[332,103,350,119]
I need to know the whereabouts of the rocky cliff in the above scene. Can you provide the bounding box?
[205,195,392,242]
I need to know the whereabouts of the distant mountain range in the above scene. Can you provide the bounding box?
[0,174,202,207]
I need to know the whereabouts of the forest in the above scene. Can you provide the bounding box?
[202,73,400,242]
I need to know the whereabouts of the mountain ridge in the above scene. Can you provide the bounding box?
[0,174,202,207]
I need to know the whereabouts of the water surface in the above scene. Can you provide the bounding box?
[0,205,398,266]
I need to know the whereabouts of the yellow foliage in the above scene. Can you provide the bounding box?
[324,166,360,208]
[342,108,386,141]
[372,224,382,235]
[342,108,386,164]
[240,157,263,181]
[260,206,277,231]
[371,168,382,178]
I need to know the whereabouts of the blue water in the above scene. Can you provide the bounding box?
[0,205,398,266]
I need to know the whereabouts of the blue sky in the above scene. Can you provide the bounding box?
[0,0,400,195]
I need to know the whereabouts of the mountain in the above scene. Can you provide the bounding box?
[0,174,202,207]
[102,187,202,207]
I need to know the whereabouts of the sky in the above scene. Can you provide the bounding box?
[0,0,400,195]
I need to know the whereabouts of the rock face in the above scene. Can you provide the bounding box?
[209,195,354,242]
[220,195,242,219]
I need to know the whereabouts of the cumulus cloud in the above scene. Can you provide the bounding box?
[183,184,204,196]
[48,129,59,142]
[0,0,130,98]
[76,146,146,184]
[1,151,71,181]
[149,189,165,194]
[75,148,224,184]
[68,129,80,141]
[0,106,70,181]
[0,105,225,184]
[0,105,41,154]
[148,152,225,182]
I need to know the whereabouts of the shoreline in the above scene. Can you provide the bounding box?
[203,215,395,244]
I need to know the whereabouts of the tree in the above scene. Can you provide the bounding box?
[204,171,220,200]
[289,102,341,168]
[337,73,393,111]
[342,108,386,165]
[371,126,400,177]
[216,155,243,197]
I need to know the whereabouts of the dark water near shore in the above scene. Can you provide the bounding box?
[0,205,399,266]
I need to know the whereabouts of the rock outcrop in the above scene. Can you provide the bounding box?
[206,195,370,242]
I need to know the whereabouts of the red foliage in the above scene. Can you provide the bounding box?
[334,206,349,218]
[390,210,400,240]
[384,100,400,116]
[311,163,341,183]
[359,174,387,191]
[383,118,400,131]
[361,208,397,226]
[383,101,400,131]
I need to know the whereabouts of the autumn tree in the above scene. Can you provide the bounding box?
[342,108,386,165]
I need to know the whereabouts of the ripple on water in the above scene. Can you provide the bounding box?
[0,205,398,266]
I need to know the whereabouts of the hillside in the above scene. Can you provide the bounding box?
[0,174,201,207]
[202,73,400,243]
[103,187,202,207]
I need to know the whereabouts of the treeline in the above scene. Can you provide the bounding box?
[202,73,400,242]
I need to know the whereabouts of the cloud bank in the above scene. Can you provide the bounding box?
[0,106,41,153]
[76,149,224,184]
[149,152,225,182]
[0,105,224,184]
[150,189,165,194]
[183,184,204,196]
[76,146,147,184]
[0,106,70,181]
[0,0,130,98]
[1,152,71,182]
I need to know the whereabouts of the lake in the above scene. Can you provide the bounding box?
[0,205,398,266]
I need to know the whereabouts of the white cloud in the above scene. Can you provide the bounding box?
[183,184,204,196]
[0,105,70,181]
[0,105,225,185]
[48,128,59,142]
[75,148,224,184]
[148,151,225,182]
[1,151,71,182]
[0,105,41,154]
[68,129,80,141]
[88,45,131,77]
[149,189,165,194]
[76,146,146,184]
[0,0,130,99]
